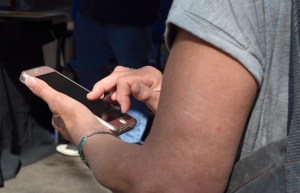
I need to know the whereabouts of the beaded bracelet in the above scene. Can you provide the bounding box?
[78,131,117,167]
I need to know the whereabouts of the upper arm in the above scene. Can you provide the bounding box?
[136,29,258,192]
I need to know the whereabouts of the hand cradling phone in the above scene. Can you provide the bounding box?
[19,66,136,136]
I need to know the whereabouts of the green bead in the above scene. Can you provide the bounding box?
[78,136,88,157]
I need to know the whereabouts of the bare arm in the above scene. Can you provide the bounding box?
[80,29,257,192]
[24,29,257,193]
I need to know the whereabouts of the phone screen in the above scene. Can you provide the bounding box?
[37,72,123,122]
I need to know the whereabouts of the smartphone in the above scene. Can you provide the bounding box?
[19,66,137,135]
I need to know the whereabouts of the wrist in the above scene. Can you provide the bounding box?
[78,130,117,167]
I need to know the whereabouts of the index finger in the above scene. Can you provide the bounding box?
[87,75,117,100]
[87,66,130,100]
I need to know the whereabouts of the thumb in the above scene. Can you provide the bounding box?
[131,82,152,102]
[24,75,37,89]
[24,75,57,104]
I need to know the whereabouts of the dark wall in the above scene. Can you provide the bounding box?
[18,0,72,17]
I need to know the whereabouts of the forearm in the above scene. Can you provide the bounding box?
[80,134,142,192]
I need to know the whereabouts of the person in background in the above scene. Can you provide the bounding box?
[22,0,292,192]
[150,0,173,71]
[71,0,162,144]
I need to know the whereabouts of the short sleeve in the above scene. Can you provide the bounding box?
[165,0,266,85]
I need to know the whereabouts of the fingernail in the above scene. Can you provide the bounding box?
[120,105,126,113]
[52,115,65,129]
[120,105,124,113]
[25,76,37,88]
[134,83,143,95]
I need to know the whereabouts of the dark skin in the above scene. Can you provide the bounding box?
[24,29,257,193]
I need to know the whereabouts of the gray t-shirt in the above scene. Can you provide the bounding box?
[166,0,291,159]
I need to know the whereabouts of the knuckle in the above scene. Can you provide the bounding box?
[51,95,62,109]
[114,65,125,72]
[143,66,151,71]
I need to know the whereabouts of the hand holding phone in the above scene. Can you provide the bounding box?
[19,66,137,136]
